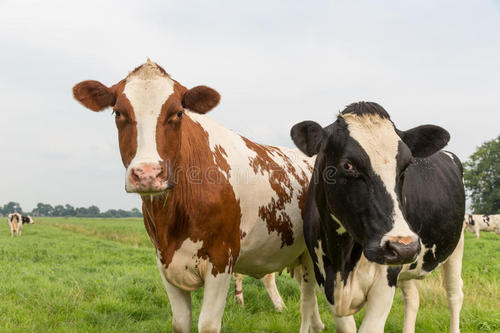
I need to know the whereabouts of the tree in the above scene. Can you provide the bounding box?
[32,203,54,216]
[64,204,76,216]
[2,202,23,215]
[53,205,66,217]
[463,135,500,214]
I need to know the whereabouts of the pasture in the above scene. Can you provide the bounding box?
[1,218,498,332]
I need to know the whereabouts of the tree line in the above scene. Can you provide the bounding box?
[0,202,142,218]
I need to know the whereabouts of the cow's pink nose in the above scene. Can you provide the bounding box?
[127,163,167,193]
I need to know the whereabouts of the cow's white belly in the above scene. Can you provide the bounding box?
[234,218,306,277]
[232,170,308,277]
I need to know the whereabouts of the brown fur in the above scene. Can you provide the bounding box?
[142,115,241,276]
[182,86,220,114]
[242,138,311,248]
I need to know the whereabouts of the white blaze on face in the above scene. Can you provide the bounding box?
[122,64,175,186]
[343,114,417,242]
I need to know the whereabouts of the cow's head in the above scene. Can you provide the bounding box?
[73,60,220,194]
[291,102,450,265]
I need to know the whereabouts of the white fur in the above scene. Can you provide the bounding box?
[342,114,418,244]
[314,240,327,281]
[158,239,206,291]
[123,70,175,191]
[330,213,347,234]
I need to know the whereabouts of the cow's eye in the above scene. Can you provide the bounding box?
[177,111,183,118]
[343,161,354,171]
[113,110,121,117]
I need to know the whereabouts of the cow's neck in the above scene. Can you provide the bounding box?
[140,112,242,275]
[316,182,362,282]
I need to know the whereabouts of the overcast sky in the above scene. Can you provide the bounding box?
[1,0,499,211]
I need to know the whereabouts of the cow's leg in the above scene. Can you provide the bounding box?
[441,231,464,333]
[198,269,232,333]
[358,273,396,333]
[332,314,356,333]
[261,273,286,312]
[156,256,192,333]
[398,279,419,333]
[234,273,245,307]
[297,253,325,333]
[474,223,480,238]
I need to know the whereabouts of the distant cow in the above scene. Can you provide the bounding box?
[22,215,34,225]
[482,214,500,234]
[464,214,481,238]
[7,213,23,237]
[464,214,500,238]
[291,102,465,333]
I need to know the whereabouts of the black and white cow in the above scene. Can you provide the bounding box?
[291,102,465,333]
[481,214,500,234]
[7,213,23,237]
[463,214,481,238]
[22,215,34,225]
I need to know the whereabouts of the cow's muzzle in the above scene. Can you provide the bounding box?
[126,163,169,194]
[381,237,421,265]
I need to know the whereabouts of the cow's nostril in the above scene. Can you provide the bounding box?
[131,169,141,184]
[383,239,420,265]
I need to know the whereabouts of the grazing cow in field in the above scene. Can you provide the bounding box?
[464,214,481,238]
[482,214,500,234]
[234,273,286,311]
[73,60,324,333]
[22,215,35,224]
[291,102,465,333]
[464,214,500,238]
[7,213,23,237]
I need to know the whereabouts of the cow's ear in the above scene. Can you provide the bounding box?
[291,121,325,157]
[397,125,450,158]
[182,85,220,114]
[73,80,117,112]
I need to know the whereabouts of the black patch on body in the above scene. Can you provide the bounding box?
[387,267,402,287]
[22,216,31,224]
[401,151,465,273]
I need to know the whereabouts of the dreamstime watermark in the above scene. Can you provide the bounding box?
[162,164,339,186]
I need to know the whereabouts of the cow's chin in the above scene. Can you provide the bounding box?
[125,183,170,196]
[363,245,388,265]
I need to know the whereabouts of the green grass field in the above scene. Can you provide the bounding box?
[1,217,499,332]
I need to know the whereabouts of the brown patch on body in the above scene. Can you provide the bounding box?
[242,138,310,247]
[214,145,231,180]
[143,115,241,277]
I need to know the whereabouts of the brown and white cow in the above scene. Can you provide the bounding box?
[7,213,23,237]
[73,60,325,333]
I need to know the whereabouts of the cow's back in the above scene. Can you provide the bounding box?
[184,112,315,277]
